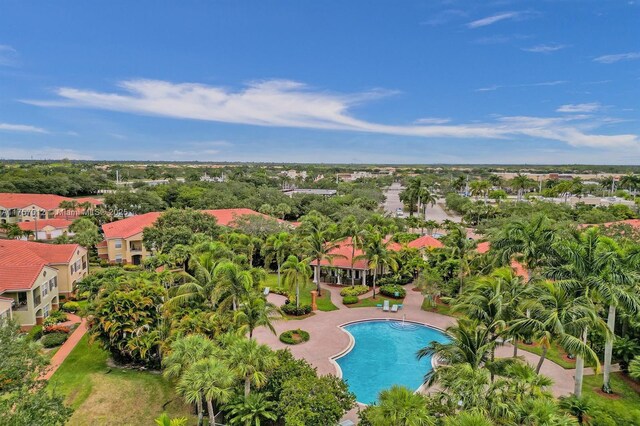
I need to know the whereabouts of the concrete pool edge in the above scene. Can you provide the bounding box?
[328,318,448,404]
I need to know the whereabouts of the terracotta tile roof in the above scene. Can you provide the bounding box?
[474,241,528,279]
[102,212,162,239]
[0,240,82,291]
[17,219,73,231]
[312,237,403,270]
[101,209,291,239]
[0,193,101,211]
[580,219,640,229]
[407,235,444,249]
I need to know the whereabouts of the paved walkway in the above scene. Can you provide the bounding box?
[259,283,579,423]
[41,313,88,380]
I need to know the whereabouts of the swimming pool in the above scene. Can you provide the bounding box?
[334,320,449,405]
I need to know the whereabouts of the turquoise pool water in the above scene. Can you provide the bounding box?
[334,320,449,404]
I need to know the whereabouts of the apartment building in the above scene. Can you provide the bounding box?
[0,240,88,328]
[0,193,101,225]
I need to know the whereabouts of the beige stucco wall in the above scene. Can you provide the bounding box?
[51,246,88,297]
[9,266,59,327]
[104,232,152,264]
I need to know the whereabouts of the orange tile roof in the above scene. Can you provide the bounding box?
[0,240,82,291]
[102,212,162,239]
[474,241,528,279]
[407,235,444,249]
[0,193,101,211]
[17,219,73,231]
[312,237,404,270]
[101,208,290,239]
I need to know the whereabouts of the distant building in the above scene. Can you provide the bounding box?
[200,172,226,182]
[17,219,74,241]
[281,170,308,180]
[281,188,337,197]
[0,193,101,225]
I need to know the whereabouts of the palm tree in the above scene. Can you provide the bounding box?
[419,187,437,218]
[491,214,557,279]
[364,385,434,426]
[228,338,279,397]
[620,174,640,196]
[511,173,534,202]
[629,356,640,380]
[234,293,283,338]
[442,225,476,295]
[281,255,312,308]
[226,393,278,426]
[262,232,291,287]
[511,282,601,374]
[417,319,497,386]
[423,220,439,236]
[58,200,78,220]
[341,215,365,286]
[596,238,640,393]
[212,261,256,311]
[356,232,398,299]
[163,335,220,425]
[305,230,342,296]
[544,228,614,397]
[177,358,235,426]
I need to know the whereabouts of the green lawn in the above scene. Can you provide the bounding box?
[262,274,338,312]
[516,342,577,369]
[48,335,192,426]
[582,372,640,424]
[420,298,462,317]
[348,295,404,308]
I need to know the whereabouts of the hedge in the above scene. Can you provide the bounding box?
[340,285,369,297]
[61,301,80,313]
[279,329,310,345]
[379,284,406,298]
[26,325,43,342]
[342,296,359,305]
[43,311,68,326]
[281,304,312,316]
[41,332,68,348]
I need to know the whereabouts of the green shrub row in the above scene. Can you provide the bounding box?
[41,332,68,348]
[279,329,310,345]
[339,285,369,297]
[281,303,312,316]
[43,311,68,326]
[379,284,406,298]
[61,301,80,313]
[26,325,43,342]
[342,296,359,305]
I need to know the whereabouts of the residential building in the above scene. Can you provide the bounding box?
[17,218,74,240]
[0,193,101,225]
[98,208,292,264]
[0,240,88,328]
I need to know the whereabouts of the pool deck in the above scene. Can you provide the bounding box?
[255,284,579,423]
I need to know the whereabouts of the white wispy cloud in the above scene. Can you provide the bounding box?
[594,52,640,64]
[557,103,601,113]
[24,78,639,149]
[0,123,48,133]
[415,117,451,124]
[475,80,566,92]
[0,45,18,66]
[522,43,568,53]
[467,11,523,28]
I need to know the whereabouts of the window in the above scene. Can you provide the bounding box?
[43,305,50,318]
[41,284,48,297]
[115,239,122,249]
[115,254,123,263]
[49,278,54,291]
[53,276,58,288]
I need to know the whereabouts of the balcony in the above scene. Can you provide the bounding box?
[34,295,41,306]
[129,242,144,253]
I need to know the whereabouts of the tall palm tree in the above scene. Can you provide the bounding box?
[212,261,256,311]
[281,255,312,308]
[511,282,600,374]
[443,225,476,295]
[305,230,342,296]
[341,215,365,286]
[364,385,434,426]
[262,232,291,287]
[177,358,235,426]
[226,393,278,426]
[491,214,557,279]
[511,173,534,202]
[544,228,613,397]
[228,338,279,397]
[419,187,437,218]
[355,232,398,299]
[163,335,220,425]
[234,293,283,338]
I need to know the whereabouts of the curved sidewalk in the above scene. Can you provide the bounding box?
[41,313,88,381]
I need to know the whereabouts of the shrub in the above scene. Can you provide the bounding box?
[43,311,68,326]
[123,264,141,271]
[379,284,406,298]
[41,332,68,348]
[61,301,80,313]
[281,304,312,316]
[377,274,413,286]
[339,285,369,297]
[26,325,43,342]
[342,296,359,305]
[44,324,71,334]
[279,329,310,345]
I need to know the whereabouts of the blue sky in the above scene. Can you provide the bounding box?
[1,0,639,164]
